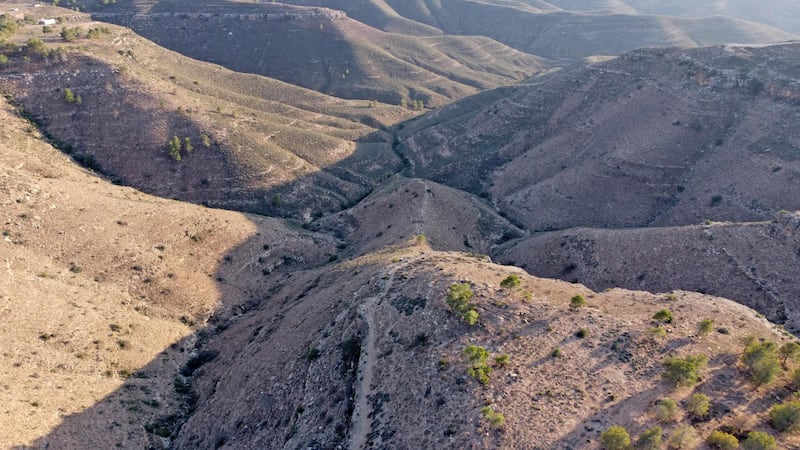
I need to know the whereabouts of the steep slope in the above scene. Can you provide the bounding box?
[74,0,546,106]
[397,43,800,231]
[0,92,337,448]
[0,10,414,218]
[498,213,800,330]
[168,242,800,449]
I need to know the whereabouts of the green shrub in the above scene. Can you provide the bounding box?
[576,328,589,339]
[600,425,631,450]
[500,274,521,289]
[769,400,800,432]
[650,326,667,339]
[667,425,698,449]
[0,54,7,65]
[706,430,739,449]
[653,309,673,323]
[447,283,479,325]
[635,425,662,450]
[183,137,193,154]
[686,393,711,418]
[463,344,491,385]
[698,319,714,334]
[551,347,562,358]
[656,398,679,423]
[201,133,212,147]
[167,135,182,161]
[663,355,708,387]
[790,369,800,390]
[742,338,782,386]
[741,431,776,450]
[480,406,505,429]
[60,26,81,42]
[570,294,586,309]
[494,354,510,368]
[780,341,800,366]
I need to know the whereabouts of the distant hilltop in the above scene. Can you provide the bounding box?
[91,9,347,22]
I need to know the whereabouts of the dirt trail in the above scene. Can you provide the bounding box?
[348,266,398,450]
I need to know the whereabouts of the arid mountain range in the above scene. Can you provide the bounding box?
[2,1,800,449]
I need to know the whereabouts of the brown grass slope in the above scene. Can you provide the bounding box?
[0,90,338,448]
[71,0,546,106]
[277,0,795,60]
[397,43,800,232]
[169,242,800,449]
[498,212,800,331]
[0,10,416,218]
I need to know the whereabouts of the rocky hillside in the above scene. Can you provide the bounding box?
[397,43,800,231]
[278,0,796,59]
[0,91,338,448]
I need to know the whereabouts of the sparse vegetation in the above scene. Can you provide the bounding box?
[667,425,699,449]
[706,430,739,449]
[463,344,491,385]
[447,283,479,325]
[656,398,679,423]
[740,431,776,450]
[741,337,782,386]
[663,354,708,387]
[769,400,800,432]
[167,135,182,161]
[60,26,81,42]
[698,319,714,334]
[570,294,586,309]
[686,393,710,419]
[500,274,521,289]
[635,425,662,450]
[480,406,505,429]
[600,425,631,450]
[494,354,510,368]
[653,309,673,323]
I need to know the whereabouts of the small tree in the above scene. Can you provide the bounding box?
[570,294,586,309]
[769,400,800,432]
[63,88,75,103]
[167,135,182,161]
[399,98,407,108]
[494,354,510,368]
[663,355,708,387]
[183,137,193,154]
[200,133,212,147]
[600,425,631,450]
[500,274,521,289]
[656,398,679,423]
[686,393,710,419]
[636,426,662,450]
[706,431,739,449]
[741,431,776,450]
[667,425,698,449]
[60,26,80,42]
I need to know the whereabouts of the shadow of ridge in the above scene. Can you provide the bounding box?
[13,209,343,449]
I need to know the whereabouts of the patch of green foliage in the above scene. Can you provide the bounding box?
[663,354,708,387]
[600,425,630,450]
[463,344,491,385]
[447,283,478,325]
